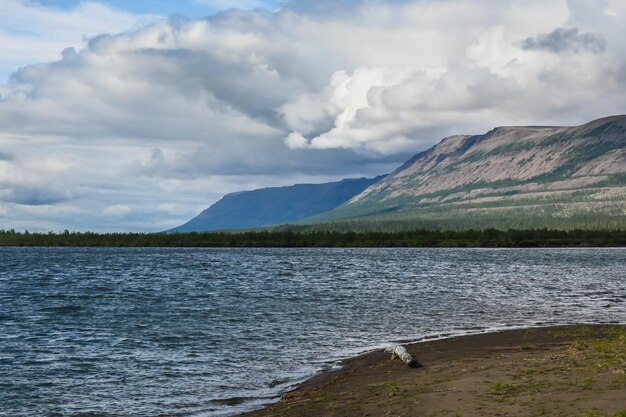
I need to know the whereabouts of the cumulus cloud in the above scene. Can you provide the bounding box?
[1,0,626,231]
[0,0,158,81]
[280,65,523,154]
[519,27,606,54]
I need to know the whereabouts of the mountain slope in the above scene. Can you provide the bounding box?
[303,115,626,230]
[170,176,385,232]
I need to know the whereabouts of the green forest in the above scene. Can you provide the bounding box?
[0,229,624,247]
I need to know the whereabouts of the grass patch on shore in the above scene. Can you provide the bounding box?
[578,411,626,417]
[569,327,626,373]
[487,379,550,398]
[483,327,626,407]
[385,381,400,397]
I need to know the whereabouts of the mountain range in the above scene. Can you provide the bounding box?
[173,115,626,232]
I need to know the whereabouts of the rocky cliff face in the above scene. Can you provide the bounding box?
[316,115,626,229]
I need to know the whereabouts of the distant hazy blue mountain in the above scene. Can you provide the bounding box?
[170,176,385,232]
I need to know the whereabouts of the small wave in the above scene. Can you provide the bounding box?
[268,378,291,388]
[42,305,84,314]
[457,325,487,331]
[0,314,14,322]
[210,395,275,406]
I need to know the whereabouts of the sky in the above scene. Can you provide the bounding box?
[0,0,625,232]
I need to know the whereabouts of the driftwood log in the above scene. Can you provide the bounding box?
[385,345,418,368]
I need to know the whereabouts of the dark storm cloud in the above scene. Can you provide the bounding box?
[1,186,79,206]
[0,152,14,161]
[129,145,401,178]
[519,27,606,54]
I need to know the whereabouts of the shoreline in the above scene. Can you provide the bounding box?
[239,324,626,417]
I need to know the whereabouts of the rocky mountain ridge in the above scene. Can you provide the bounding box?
[307,115,626,230]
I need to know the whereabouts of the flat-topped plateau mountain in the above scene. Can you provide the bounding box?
[169,176,385,232]
[301,115,626,230]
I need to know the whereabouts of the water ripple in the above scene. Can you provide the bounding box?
[0,247,624,416]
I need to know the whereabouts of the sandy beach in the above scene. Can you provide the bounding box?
[242,325,626,417]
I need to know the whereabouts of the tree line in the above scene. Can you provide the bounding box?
[0,229,624,247]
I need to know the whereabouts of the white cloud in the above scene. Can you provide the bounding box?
[0,0,159,81]
[193,0,277,10]
[103,204,132,217]
[0,0,625,231]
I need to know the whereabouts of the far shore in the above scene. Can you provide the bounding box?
[241,324,626,417]
[0,229,625,247]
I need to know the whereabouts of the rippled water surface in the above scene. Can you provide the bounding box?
[1,247,624,416]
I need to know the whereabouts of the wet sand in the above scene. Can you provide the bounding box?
[241,325,626,417]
